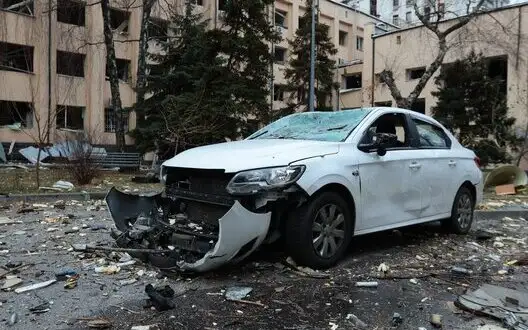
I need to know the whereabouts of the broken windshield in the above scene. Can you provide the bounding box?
[247,109,372,142]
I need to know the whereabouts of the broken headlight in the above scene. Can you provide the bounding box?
[226,165,305,195]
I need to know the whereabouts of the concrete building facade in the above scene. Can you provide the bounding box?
[0,0,391,148]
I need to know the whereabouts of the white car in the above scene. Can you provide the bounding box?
[107,107,483,272]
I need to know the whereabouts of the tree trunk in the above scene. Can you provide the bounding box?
[36,147,41,188]
[101,0,126,150]
[136,0,155,105]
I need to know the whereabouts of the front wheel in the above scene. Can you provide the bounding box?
[285,191,354,269]
[442,186,474,234]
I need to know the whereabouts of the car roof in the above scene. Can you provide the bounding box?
[341,106,445,127]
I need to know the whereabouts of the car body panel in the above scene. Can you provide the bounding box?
[162,139,340,173]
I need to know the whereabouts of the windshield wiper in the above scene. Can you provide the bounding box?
[249,130,268,139]
[326,125,347,131]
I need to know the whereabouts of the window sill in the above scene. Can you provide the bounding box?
[0,68,35,75]
[0,9,35,18]
[57,74,85,80]
[58,128,84,132]
[340,88,362,93]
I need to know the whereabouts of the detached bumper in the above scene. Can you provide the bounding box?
[105,187,271,272]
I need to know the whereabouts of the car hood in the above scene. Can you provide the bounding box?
[162,139,340,173]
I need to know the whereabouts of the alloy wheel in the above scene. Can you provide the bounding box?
[312,203,346,258]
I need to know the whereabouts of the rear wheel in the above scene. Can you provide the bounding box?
[442,186,474,234]
[285,191,354,269]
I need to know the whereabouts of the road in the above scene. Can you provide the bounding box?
[0,198,526,329]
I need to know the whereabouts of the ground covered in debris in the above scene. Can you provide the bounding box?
[0,167,162,194]
[0,199,526,330]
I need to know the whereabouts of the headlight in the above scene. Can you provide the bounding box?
[226,165,305,195]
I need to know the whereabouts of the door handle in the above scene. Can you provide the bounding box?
[448,160,457,167]
[409,162,422,169]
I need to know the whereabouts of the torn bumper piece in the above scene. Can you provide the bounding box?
[104,187,271,272]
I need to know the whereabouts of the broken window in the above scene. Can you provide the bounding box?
[275,9,287,28]
[0,0,34,15]
[104,108,129,133]
[106,58,131,82]
[56,51,85,77]
[110,8,129,34]
[406,67,425,80]
[396,35,401,44]
[343,73,362,89]
[274,47,286,64]
[218,0,227,11]
[360,113,411,148]
[356,36,363,51]
[393,0,399,7]
[424,6,431,19]
[56,105,84,130]
[370,0,377,16]
[56,0,85,26]
[273,85,284,101]
[413,118,450,148]
[0,100,33,128]
[488,56,507,95]
[392,14,399,25]
[147,18,169,42]
[411,98,426,114]
[338,30,348,46]
[0,42,33,72]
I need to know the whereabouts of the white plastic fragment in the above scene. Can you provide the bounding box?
[355,281,378,288]
[15,279,57,293]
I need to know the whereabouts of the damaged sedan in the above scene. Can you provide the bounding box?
[106,107,483,272]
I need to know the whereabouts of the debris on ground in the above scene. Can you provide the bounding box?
[1,276,23,290]
[392,312,403,326]
[85,317,112,329]
[430,314,443,328]
[14,279,56,293]
[456,284,528,329]
[29,302,51,314]
[145,284,175,311]
[346,313,368,328]
[355,281,378,288]
[225,286,253,300]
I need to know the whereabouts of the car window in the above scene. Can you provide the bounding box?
[360,113,411,148]
[412,118,450,148]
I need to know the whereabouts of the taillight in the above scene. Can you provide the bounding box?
[474,156,481,168]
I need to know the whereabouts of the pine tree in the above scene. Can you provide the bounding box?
[284,0,338,112]
[432,51,518,165]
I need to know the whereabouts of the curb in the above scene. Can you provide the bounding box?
[475,210,528,220]
[0,192,107,202]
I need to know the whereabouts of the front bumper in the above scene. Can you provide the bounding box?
[105,187,271,272]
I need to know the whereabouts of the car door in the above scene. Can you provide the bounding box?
[354,112,423,233]
[408,116,455,217]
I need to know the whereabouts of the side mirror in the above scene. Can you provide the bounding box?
[358,132,397,156]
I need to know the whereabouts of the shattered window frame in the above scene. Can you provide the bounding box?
[110,7,130,34]
[0,0,34,16]
[343,73,362,90]
[0,41,34,73]
[104,107,129,133]
[247,109,372,142]
[412,117,451,149]
[0,100,34,128]
[56,50,85,77]
[56,105,84,130]
[56,0,86,26]
[105,58,131,83]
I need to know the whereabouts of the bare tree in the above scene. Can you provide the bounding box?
[379,0,486,108]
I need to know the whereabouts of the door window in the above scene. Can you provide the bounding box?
[360,113,411,149]
[412,118,451,148]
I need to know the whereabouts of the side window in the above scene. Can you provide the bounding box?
[412,118,451,148]
[360,113,411,148]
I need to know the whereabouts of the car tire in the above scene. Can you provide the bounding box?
[285,191,354,269]
[442,186,474,234]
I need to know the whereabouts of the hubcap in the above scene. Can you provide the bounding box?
[312,204,346,258]
[457,194,472,229]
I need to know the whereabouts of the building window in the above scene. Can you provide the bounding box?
[406,0,414,6]
[106,58,131,82]
[110,8,130,33]
[218,0,227,11]
[57,0,85,26]
[0,0,34,15]
[374,101,392,107]
[370,0,377,16]
[406,67,426,80]
[411,98,426,114]
[413,118,450,147]
[56,105,84,130]
[356,36,364,51]
[393,0,399,7]
[343,73,362,89]
[275,9,287,28]
[438,3,445,18]
[0,42,33,73]
[405,11,412,22]
[273,85,285,101]
[338,30,348,46]
[392,15,399,25]
[147,18,169,42]
[0,101,33,128]
[104,108,129,133]
[396,35,401,44]
[56,51,85,77]
[274,47,286,64]
[424,6,431,18]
